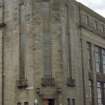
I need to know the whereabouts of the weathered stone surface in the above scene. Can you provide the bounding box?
[0,0,105,105]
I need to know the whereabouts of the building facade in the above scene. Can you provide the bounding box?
[0,0,105,105]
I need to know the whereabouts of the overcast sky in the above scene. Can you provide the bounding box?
[76,0,105,17]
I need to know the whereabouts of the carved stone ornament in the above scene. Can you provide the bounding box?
[41,77,55,87]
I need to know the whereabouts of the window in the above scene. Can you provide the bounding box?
[97,82,103,105]
[72,98,75,105]
[67,98,71,105]
[95,46,105,74]
[17,102,21,105]
[102,49,105,73]
[98,24,104,33]
[67,98,75,105]
[19,3,26,80]
[95,46,101,73]
[102,24,104,33]
[88,80,93,105]
[81,15,89,25]
[24,102,29,105]
[87,42,92,71]
[94,20,98,30]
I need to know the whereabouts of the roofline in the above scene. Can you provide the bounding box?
[76,1,105,23]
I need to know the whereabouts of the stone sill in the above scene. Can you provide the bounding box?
[16,79,28,89]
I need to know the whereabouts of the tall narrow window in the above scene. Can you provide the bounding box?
[95,46,105,73]
[103,83,105,105]
[87,42,92,71]
[88,80,93,105]
[95,46,101,73]
[102,49,105,73]
[42,2,52,78]
[72,98,75,105]
[67,98,71,105]
[97,82,103,105]
[81,15,89,25]
[66,4,72,78]
[94,20,98,30]
[24,102,29,105]
[41,2,55,87]
[19,3,26,80]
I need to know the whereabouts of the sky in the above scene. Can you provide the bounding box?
[76,0,105,17]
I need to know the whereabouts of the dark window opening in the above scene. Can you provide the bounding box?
[48,99,55,105]
[43,99,55,105]
[67,98,71,105]
[72,98,75,105]
[95,46,105,74]
[17,102,21,105]
[24,102,29,105]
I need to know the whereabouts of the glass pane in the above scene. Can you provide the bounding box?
[96,63,100,72]
[102,49,105,55]
[98,98,102,104]
[89,81,92,97]
[103,64,105,73]
[95,53,100,62]
[97,82,103,105]
[97,88,102,98]
[103,56,105,64]
[97,82,101,87]
[95,46,101,73]
[87,42,92,70]
[67,98,70,105]
[72,99,75,105]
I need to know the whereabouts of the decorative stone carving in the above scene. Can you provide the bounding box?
[41,77,55,87]
[36,87,62,97]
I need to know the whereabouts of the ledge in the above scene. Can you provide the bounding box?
[36,87,62,96]
[16,79,28,89]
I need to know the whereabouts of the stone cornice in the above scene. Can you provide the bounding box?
[76,2,105,24]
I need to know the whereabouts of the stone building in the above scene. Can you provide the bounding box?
[0,0,105,105]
